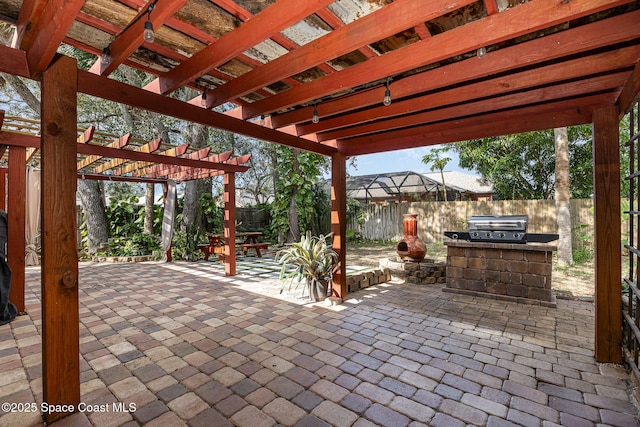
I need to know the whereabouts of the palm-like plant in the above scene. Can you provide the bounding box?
[276,231,338,301]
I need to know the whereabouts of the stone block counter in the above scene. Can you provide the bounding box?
[444,240,557,307]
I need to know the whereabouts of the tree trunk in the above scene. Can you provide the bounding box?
[182,123,209,232]
[287,149,301,243]
[440,169,448,202]
[78,180,110,253]
[144,183,154,234]
[554,127,573,265]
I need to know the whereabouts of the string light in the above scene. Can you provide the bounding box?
[383,77,392,106]
[143,3,156,43]
[476,47,487,58]
[312,101,319,124]
[100,46,111,65]
[201,89,207,107]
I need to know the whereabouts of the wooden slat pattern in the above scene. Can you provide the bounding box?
[350,199,598,248]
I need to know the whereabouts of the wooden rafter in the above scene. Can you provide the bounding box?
[270,10,640,130]
[618,63,640,118]
[77,132,130,170]
[235,0,633,120]
[92,138,162,174]
[89,0,189,76]
[111,143,190,176]
[12,0,46,50]
[142,146,212,178]
[76,70,337,156]
[206,0,473,109]
[339,93,614,156]
[144,0,336,95]
[23,0,85,77]
[316,71,632,141]
[0,131,249,174]
[160,152,246,181]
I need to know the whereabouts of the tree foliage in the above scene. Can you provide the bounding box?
[270,147,329,243]
[448,126,594,200]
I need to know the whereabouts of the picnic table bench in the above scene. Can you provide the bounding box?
[198,232,269,261]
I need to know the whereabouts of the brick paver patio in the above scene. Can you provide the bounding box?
[1,260,639,426]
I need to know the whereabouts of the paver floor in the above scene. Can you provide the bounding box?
[1,260,639,426]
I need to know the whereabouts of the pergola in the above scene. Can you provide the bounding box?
[0,0,638,423]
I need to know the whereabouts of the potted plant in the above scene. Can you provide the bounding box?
[276,231,339,302]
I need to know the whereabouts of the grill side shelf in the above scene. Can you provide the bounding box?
[444,232,559,244]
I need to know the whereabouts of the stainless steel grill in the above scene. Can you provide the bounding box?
[445,215,558,244]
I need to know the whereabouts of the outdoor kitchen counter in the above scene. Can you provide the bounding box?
[444,240,558,307]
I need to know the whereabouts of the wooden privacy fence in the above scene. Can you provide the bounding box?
[350,199,600,248]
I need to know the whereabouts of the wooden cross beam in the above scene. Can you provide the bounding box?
[92,138,161,174]
[111,142,189,176]
[76,132,129,170]
[141,146,211,178]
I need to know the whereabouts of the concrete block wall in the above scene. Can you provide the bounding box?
[444,241,557,307]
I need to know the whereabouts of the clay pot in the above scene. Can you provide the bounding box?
[396,214,427,262]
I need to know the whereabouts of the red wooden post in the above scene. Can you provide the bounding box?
[592,105,622,363]
[40,55,80,423]
[224,172,236,276]
[7,148,26,313]
[331,152,347,300]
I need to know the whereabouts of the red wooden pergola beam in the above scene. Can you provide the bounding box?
[0,131,249,173]
[0,45,336,156]
[78,126,96,144]
[76,70,337,156]
[24,0,84,77]
[142,151,246,180]
[12,0,46,50]
[269,9,640,129]
[300,46,640,137]
[484,0,499,15]
[145,0,336,95]
[0,44,29,78]
[77,132,131,170]
[207,0,473,110]
[143,147,212,178]
[111,142,190,176]
[80,143,248,173]
[318,71,630,141]
[89,0,189,76]
[78,173,167,184]
[93,138,161,174]
[240,0,634,121]
[340,93,612,156]
[617,63,640,118]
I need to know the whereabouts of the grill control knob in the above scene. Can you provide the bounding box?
[499,233,506,238]
[472,232,479,237]
[514,233,520,238]
[485,232,492,238]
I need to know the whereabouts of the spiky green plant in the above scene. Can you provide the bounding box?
[276,231,338,300]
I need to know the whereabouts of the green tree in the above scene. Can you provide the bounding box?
[270,147,329,243]
[449,126,593,200]
[422,147,451,201]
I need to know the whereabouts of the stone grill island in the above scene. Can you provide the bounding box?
[444,240,557,308]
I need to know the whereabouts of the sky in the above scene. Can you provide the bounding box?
[346,144,475,177]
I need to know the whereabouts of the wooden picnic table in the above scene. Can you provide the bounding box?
[198,231,269,260]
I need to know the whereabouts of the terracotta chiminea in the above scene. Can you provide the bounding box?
[396,213,427,262]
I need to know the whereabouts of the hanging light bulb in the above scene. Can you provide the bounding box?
[143,19,155,43]
[201,90,207,107]
[383,77,392,106]
[312,102,319,124]
[476,46,487,58]
[100,46,111,65]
